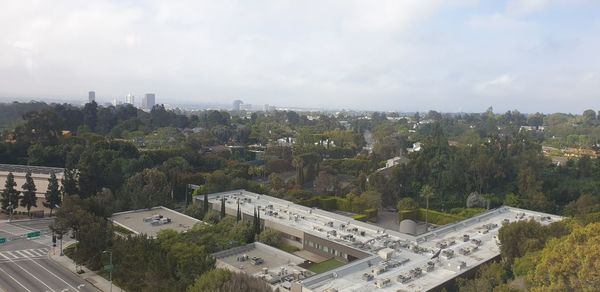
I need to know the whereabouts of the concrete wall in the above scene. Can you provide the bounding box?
[303,233,370,263]
[0,171,64,198]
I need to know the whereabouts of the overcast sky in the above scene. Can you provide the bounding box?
[1,0,599,113]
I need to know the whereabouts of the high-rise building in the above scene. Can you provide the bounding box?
[233,100,243,111]
[142,93,156,110]
[125,93,135,105]
[88,91,95,103]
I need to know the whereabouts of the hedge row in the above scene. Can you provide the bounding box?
[300,196,378,222]
[398,208,467,225]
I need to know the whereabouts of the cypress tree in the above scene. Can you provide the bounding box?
[45,172,61,216]
[236,200,241,222]
[257,206,262,234]
[20,171,37,216]
[253,207,258,235]
[220,197,226,218]
[203,192,209,212]
[1,172,20,214]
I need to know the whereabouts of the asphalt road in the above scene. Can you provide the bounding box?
[0,219,99,292]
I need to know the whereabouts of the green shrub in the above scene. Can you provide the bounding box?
[418,209,464,225]
[398,209,418,221]
[352,214,368,221]
[364,208,378,222]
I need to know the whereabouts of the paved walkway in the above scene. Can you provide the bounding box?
[49,242,125,292]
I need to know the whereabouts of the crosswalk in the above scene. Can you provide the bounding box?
[0,248,49,262]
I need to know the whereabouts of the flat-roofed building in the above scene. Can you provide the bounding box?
[110,206,203,237]
[196,190,562,292]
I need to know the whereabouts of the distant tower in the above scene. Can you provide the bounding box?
[233,100,243,111]
[142,93,156,110]
[112,97,118,107]
[125,93,135,105]
[88,91,95,103]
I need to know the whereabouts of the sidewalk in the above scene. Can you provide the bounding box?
[49,242,125,292]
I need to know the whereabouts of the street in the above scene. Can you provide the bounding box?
[0,219,99,292]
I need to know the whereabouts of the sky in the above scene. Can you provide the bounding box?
[1,0,599,113]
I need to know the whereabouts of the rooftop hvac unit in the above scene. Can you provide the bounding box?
[143,214,162,222]
[374,278,391,288]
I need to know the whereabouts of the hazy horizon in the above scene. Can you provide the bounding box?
[1,0,599,113]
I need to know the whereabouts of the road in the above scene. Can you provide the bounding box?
[0,219,99,292]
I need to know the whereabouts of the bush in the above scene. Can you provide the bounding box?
[418,209,464,225]
[363,208,378,222]
[398,209,418,221]
[352,214,368,221]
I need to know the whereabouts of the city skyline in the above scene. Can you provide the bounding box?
[1,1,599,113]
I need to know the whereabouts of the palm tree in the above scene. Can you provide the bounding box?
[420,185,435,232]
[292,156,304,186]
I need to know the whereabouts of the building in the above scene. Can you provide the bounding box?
[142,93,156,110]
[88,91,95,103]
[233,100,243,111]
[125,93,135,105]
[212,242,314,291]
[0,164,65,214]
[196,190,562,292]
[110,206,203,238]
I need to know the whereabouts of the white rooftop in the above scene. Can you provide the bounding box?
[200,190,562,292]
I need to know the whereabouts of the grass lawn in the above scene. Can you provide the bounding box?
[306,258,346,274]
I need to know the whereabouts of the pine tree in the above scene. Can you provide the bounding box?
[220,197,226,218]
[236,200,241,222]
[1,172,20,214]
[45,172,61,216]
[20,171,37,216]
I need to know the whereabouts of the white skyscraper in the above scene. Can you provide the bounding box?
[125,93,135,105]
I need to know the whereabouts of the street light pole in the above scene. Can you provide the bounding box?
[103,250,113,292]
[8,202,12,222]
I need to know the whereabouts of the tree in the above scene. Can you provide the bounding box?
[61,168,79,197]
[220,197,226,218]
[187,268,272,292]
[267,173,284,192]
[203,192,209,212]
[314,171,338,195]
[528,223,600,291]
[420,185,435,231]
[292,156,304,186]
[122,169,172,209]
[497,220,569,264]
[258,228,281,247]
[1,172,20,214]
[45,172,61,215]
[236,200,241,222]
[20,171,37,216]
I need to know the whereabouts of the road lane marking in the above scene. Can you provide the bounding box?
[4,252,18,259]
[28,259,80,292]
[15,251,29,258]
[0,253,10,260]
[28,249,44,256]
[0,266,32,292]
[7,260,55,291]
[21,250,36,257]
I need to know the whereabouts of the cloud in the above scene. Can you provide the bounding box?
[507,0,548,16]
[0,0,598,113]
[475,74,518,95]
